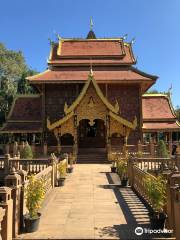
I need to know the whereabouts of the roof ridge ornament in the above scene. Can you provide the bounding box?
[53,30,61,41]
[114,99,120,113]
[89,62,94,77]
[130,37,136,45]
[86,17,96,39]
[167,84,172,98]
[64,102,68,114]
[123,34,128,40]
[90,17,93,31]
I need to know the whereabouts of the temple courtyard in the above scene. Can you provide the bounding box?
[17,164,151,240]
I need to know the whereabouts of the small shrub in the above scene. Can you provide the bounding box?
[136,151,143,158]
[145,175,166,212]
[117,159,128,179]
[21,142,33,159]
[157,140,169,158]
[25,175,45,219]
[58,161,67,178]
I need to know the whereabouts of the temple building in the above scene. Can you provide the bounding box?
[0,29,180,157]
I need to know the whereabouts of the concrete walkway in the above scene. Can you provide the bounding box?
[17,164,151,239]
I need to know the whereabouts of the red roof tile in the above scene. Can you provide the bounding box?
[28,69,154,82]
[59,40,125,56]
[49,40,135,65]
[143,122,180,131]
[142,95,176,120]
[0,95,42,133]
[8,96,42,121]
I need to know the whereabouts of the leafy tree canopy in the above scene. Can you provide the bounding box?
[146,89,168,94]
[175,106,180,122]
[0,43,38,124]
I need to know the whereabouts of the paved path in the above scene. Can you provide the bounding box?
[18,164,151,239]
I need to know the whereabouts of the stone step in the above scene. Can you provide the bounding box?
[78,148,106,154]
[77,154,108,163]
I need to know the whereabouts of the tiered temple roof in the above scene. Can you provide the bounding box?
[0,34,179,134]
[27,38,157,92]
[142,94,180,132]
[48,39,135,65]
[1,95,42,133]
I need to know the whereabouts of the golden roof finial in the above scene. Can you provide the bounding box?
[90,17,93,31]
[168,84,172,98]
[89,60,94,77]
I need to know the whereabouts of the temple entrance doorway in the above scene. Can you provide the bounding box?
[78,119,106,148]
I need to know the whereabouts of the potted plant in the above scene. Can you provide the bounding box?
[24,175,45,233]
[117,159,128,186]
[68,154,74,173]
[145,175,167,229]
[111,161,117,173]
[57,160,67,186]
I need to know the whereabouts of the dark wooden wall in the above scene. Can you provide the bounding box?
[44,83,142,145]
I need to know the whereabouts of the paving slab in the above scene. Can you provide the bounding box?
[17,164,153,239]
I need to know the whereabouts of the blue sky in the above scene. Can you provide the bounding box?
[0,0,179,106]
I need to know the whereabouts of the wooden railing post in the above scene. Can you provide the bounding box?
[128,156,135,187]
[0,207,5,240]
[5,169,22,238]
[166,170,180,230]
[137,140,142,153]
[4,154,10,176]
[17,170,27,231]
[50,156,57,188]
[173,188,180,240]
[12,142,18,158]
[0,187,13,240]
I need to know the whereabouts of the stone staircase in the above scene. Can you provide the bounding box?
[77,148,109,164]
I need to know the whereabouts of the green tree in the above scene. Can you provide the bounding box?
[0,43,26,116]
[17,69,38,94]
[20,142,33,159]
[175,106,180,122]
[0,43,38,124]
[157,140,169,158]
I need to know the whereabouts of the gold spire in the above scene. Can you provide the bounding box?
[90,17,93,30]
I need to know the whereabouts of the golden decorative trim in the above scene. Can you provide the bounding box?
[65,73,119,115]
[76,84,107,126]
[48,44,53,61]
[109,111,137,130]
[176,121,180,127]
[47,111,74,131]
[61,118,75,137]
[114,99,120,113]
[64,102,68,114]
[57,39,63,55]
[110,119,126,137]
[57,38,123,42]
